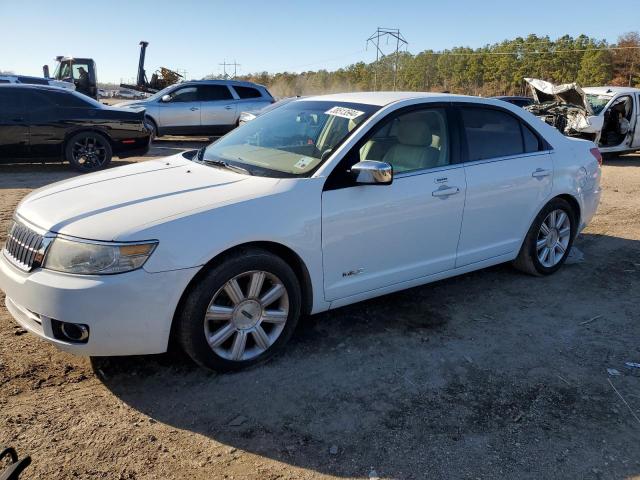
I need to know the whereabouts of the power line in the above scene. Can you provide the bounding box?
[418,45,640,57]
[367,27,408,91]
[219,60,241,78]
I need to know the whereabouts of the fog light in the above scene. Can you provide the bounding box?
[51,320,90,343]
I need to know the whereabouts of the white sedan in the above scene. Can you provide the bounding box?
[0,92,602,371]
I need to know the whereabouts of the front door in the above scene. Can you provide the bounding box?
[0,88,28,159]
[321,106,466,301]
[157,85,201,134]
[632,93,640,148]
[454,104,553,266]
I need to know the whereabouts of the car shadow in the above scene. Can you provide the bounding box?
[603,152,640,167]
[95,233,640,478]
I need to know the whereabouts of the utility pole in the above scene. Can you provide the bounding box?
[219,60,241,79]
[366,27,408,91]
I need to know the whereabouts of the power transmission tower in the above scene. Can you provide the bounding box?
[366,27,408,91]
[219,60,241,78]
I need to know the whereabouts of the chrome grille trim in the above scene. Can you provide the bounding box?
[3,221,51,272]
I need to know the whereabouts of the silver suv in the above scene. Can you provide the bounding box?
[115,80,273,138]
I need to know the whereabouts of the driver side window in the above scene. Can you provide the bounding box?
[359,108,450,174]
[166,87,198,103]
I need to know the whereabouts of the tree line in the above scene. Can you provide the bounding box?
[233,32,640,98]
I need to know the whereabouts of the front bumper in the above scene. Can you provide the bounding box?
[0,254,198,356]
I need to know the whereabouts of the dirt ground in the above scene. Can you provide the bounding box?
[1,144,639,480]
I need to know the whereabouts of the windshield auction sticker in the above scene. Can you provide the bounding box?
[294,157,314,170]
[325,106,365,120]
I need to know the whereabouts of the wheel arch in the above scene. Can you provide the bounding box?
[167,240,314,350]
[62,128,113,157]
[555,193,581,225]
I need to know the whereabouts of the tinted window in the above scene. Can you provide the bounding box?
[359,108,450,173]
[461,107,523,161]
[0,80,10,84]
[22,90,55,110]
[233,86,262,99]
[45,90,91,108]
[199,85,233,101]
[0,89,23,114]
[522,123,541,152]
[166,86,198,103]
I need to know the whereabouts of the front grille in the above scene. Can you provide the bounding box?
[3,221,45,271]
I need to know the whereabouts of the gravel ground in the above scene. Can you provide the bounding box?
[1,145,639,480]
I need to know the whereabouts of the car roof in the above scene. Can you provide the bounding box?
[182,79,269,89]
[583,86,640,95]
[0,83,69,92]
[303,91,493,106]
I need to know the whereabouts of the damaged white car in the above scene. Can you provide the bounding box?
[524,78,640,155]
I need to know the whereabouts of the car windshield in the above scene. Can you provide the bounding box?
[200,100,380,177]
[146,84,180,102]
[586,93,613,115]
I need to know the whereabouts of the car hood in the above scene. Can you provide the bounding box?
[524,77,592,114]
[16,153,286,241]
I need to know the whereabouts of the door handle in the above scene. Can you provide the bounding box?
[432,186,460,197]
[224,105,233,110]
[190,107,199,111]
[532,168,552,178]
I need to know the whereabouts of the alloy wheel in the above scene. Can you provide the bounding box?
[536,209,571,268]
[72,135,108,169]
[204,270,289,361]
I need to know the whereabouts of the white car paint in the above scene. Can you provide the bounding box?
[0,92,602,357]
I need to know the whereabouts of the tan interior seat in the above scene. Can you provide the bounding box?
[382,114,441,172]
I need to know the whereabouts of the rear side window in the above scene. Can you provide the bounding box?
[47,90,91,108]
[199,85,233,101]
[0,89,23,114]
[461,107,524,160]
[233,86,262,99]
[522,123,541,152]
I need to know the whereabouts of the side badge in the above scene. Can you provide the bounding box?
[342,268,364,278]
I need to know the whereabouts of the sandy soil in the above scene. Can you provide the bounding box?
[1,146,639,480]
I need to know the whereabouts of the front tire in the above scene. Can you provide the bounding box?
[177,249,302,371]
[65,131,112,172]
[513,198,577,276]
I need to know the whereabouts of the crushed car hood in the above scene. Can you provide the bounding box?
[16,153,285,241]
[524,77,592,114]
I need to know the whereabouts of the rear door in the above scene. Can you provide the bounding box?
[199,84,237,134]
[0,88,29,159]
[156,85,201,134]
[455,104,553,266]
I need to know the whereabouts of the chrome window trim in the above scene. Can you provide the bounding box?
[393,163,464,180]
[462,150,552,168]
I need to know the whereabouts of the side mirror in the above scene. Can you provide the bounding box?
[161,94,171,103]
[351,160,393,185]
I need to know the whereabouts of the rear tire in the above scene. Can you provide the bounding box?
[177,249,302,372]
[513,198,577,276]
[65,131,112,172]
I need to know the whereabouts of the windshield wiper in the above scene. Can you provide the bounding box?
[202,158,252,176]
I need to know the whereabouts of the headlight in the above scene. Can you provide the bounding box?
[43,238,158,275]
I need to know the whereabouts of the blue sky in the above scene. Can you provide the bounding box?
[1,0,636,83]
